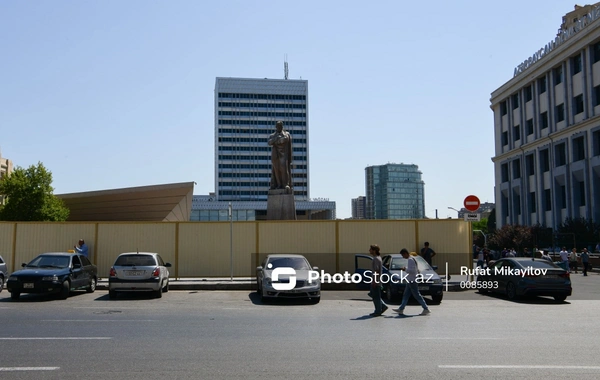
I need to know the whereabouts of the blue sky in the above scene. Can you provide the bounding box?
[0,1,577,219]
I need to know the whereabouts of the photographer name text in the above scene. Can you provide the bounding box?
[460,266,548,277]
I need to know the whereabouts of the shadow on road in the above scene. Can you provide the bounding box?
[93,292,163,301]
[0,290,88,303]
[247,291,319,306]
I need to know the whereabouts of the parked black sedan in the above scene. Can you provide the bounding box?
[475,257,571,302]
[6,252,97,300]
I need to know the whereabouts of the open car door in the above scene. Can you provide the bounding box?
[354,254,373,290]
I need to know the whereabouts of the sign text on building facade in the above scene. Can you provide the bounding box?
[513,5,600,77]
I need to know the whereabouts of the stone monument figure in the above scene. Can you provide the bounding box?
[267,120,292,192]
[266,120,296,220]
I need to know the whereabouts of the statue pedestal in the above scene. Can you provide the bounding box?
[267,189,297,220]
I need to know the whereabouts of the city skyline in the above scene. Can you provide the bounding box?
[0,1,578,219]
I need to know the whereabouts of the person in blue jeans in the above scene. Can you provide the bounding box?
[393,248,430,316]
[369,244,388,317]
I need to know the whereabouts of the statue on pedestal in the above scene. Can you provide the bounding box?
[267,121,292,193]
[266,121,296,220]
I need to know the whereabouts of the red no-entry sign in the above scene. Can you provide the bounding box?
[464,195,480,212]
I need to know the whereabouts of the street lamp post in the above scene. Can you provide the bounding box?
[447,206,461,218]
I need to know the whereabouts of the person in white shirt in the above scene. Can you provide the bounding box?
[559,247,569,270]
[393,248,430,316]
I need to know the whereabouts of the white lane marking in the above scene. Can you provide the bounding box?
[0,337,111,340]
[419,338,504,340]
[73,307,151,309]
[0,367,59,371]
[42,320,156,322]
[439,365,600,369]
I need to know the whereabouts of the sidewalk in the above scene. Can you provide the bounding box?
[96,274,473,292]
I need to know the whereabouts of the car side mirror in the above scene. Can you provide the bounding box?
[312,266,319,271]
[21,263,27,267]
[165,263,172,267]
[432,265,438,270]
[256,266,263,271]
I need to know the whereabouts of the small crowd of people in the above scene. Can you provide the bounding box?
[472,243,592,276]
[557,246,591,276]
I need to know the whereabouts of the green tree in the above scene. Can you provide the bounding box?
[530,223,553,249]
[556,217,600,250]
[488,224,533,253]
[0,162,69,221]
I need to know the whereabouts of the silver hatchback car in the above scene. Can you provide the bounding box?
[108,252,171,299]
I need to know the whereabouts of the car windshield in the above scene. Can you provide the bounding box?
[27,255,70,268]
[114,255,157,267]
[267,257,311,270]
[390,256,432,272]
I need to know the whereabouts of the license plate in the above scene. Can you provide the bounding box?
[418,286,429,291]
[23,283,34,289]
[127,270,144,276]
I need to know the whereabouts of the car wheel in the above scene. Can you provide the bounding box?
[59,281,70,300]
[0,275,4,293]
[10,291,20,300]
[108,290,117,299]
[155,285,163,298]
[86,277,97,293]
[431,294,443,304]
[162,280,169,293]
[554,295,567,302]
[506,281,518,301]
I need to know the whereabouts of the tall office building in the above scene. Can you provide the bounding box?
[365,164,425,219]
[351,196,366,219]
[215,77,309,202]
[490,3,600,229]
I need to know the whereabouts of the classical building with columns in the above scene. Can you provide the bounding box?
[491,3,600,229]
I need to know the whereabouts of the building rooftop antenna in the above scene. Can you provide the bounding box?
[284,54,289,80]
